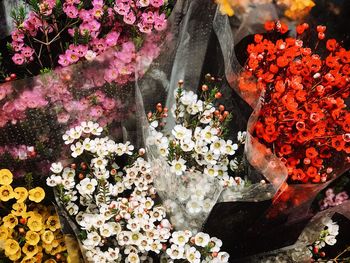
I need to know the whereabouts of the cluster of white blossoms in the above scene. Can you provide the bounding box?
[48,122,229,262]
[313,218,339,248]
[147,88,246,187]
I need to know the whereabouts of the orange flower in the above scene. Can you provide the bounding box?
[306,147,318,159]
[331,136,345,151]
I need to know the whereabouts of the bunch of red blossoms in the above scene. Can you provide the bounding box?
[239,21,350,184]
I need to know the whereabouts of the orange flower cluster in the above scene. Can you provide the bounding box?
[240,21,350,184]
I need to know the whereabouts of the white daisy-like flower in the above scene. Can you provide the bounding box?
[187,100,203,115]
[166,244,185,260]
[204,165,218,177]
[180,90,197,106]
[181,138,195,152]
[91,123,103,136]
[66,202,79,215]
[92,157,108,169]
[325,235,337,246]
[194,232,210,247]
[237,131,247,144]
[71,126,83,139]
[46,175,62,187]
[185,247,201,263]
[204,151,219,165]
[217,252,230,262]
[210,139,227,155]
[83,138,96,152]
[71,142,84,158]
[171,231,190,247]
[100,223,113,237]
[76,178,98,195]
[50,162,63,173]
[170,158,187,175]
[200,108,215,124]
[172,125,192,141]
[201,126,218,143]
[225,140,239,155]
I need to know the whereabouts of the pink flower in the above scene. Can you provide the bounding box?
[123,11,136,25]
[57,112,70,123]
[58,54,70,67]
[11,42,24,52]
[11,30,24,42]
[103,98,116,110]
[105,31,120,47]
[104,68,119,83]
[12,53,25,65]
[92,6,104,18]
[63,4,79,18]
[89,19,101,32]
[79,9,94,22]
[137,22,153,34]
[72,45,88,57]
[154,13,167,31]
[21,46,35,58]
[142,11,154,24]
[89,105,104,118]
[114,2,130,16]
[150,0,164,8]
[92,38,107,53]
[65,50,80,63]
[137,0,150,7]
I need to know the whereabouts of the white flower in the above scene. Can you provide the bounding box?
[50,162,63,173]
[194,232,210,247]
[202,198,214,213]
[216,252,230,262]
[100,224,113,237]
[158,143,169,157]
[71,142,84,158]
[83,138,96,152]
[210,139,227,155]
[209,237,223,252]
[92,157,108,169]
[187,100,203,115]
[166,244,185,260]
[76,178,98,195]
[150,240,162,254]
[325,235,337,246]
[225,140,238,155]
[204,165,218,177]
[204,151,219,165]
[66,202,79,215]
[71,126,83,139]
[46,175,62,187]
[201,127,218,143]
[181,138,195,152]
[237,131,247,144]
[200,108,215,124]
[185,247,201,263]
[85,50,97,61]
[91,123,103,136]
[186,199,202,214]
[171,231,190,247]
[172,125,192,141]
[170,158,187,175]
[180,91,197,106]
[326,220,339,236]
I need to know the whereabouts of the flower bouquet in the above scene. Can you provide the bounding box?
[47,121,230,262]
[145,77,247,232]
[0,168,75,263]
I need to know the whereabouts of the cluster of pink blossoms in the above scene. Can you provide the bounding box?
[319,188,349,210]
[0,145,36,160]
[11,0,168,68]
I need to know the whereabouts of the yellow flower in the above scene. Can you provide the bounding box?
[20,256,37,263]
[12,202,27,217]
[22,242,39,258]
[43,242,53,253]
[0,169,13,185]
[4,239,20,256]
[44,259,57,263]
[28,187,45,203]
[277,0,315,20]
[41,230,55,244]
[46,215,61,231]
[3,214,18,229]
[27,215,43,232]
[14,187,28,203]
[25,230,40,246]
[0,184,15,202]
[0,226,9,240]
[8,249,22,261]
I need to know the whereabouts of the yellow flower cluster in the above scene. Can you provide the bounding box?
[215,0,235,16]
[277,0,315,20]
[0,169,68,263]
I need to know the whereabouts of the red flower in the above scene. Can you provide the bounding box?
[331,136,345,151]
[306,147,318,159]
[326,39,337,51]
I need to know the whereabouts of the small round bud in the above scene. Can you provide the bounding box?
[201,84,208,91]
[219,105,225,112]
[138,148,146,156]
[178,80,184,86]
[215,92,222,99]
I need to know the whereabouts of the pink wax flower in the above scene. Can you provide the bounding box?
[92,38,107,53]
[63,4,79,19]
[79,9,94,22]
[154,13,167,31]
[93,0,104,6]
[11,42,24,52]
[71,44,88,57]
[65,50,80,63]
[89,105,104,118]
[105,31,120,47]
[319,188,349,210]
[104,68,119,83]
[0,83,13,101]
[103,98,116,110]
[21,46,35,58]
[92,6,104,18]
[14,100,27,112]
[141,11,154,24]
[57,111,71,124]
[12,53,25,65]
[150,0,164,8]
[93,90,106,103]
[137,22,152,34]
[114,2,130,16]
[123,11,136,25]
[58,54,70,67]
[11,30,25,42]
